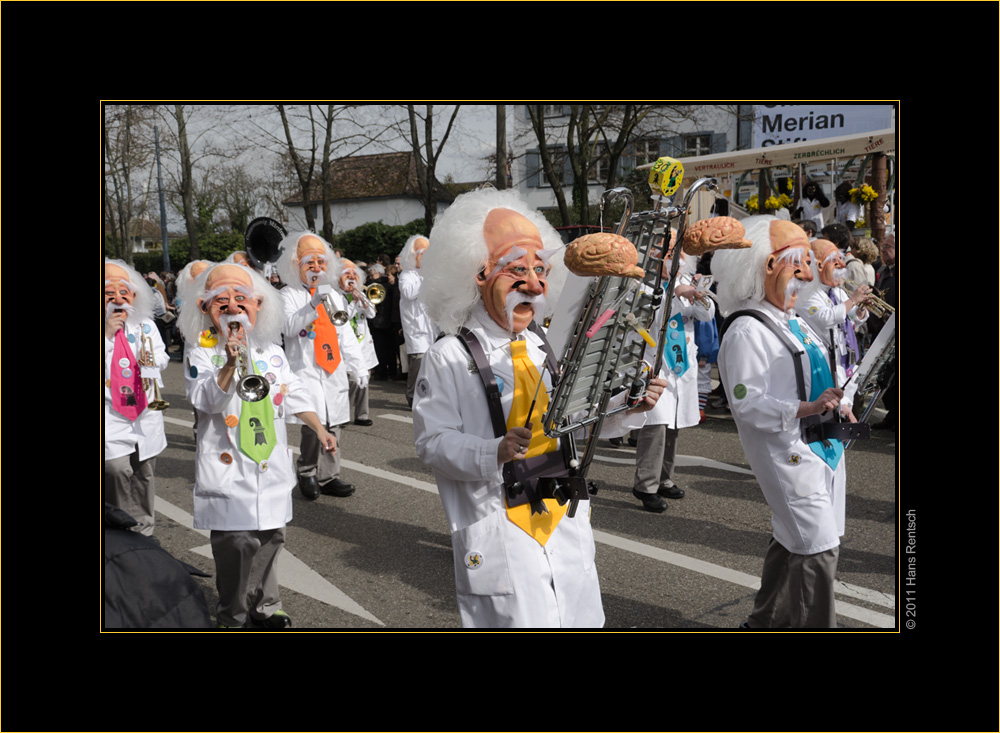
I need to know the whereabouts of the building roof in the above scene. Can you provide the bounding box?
[283,151,456,206]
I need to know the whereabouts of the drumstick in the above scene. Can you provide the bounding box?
[524,364,548,429]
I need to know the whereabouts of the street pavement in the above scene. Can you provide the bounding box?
[126,350,899,632]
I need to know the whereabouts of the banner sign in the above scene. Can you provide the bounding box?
[752,104,895,148]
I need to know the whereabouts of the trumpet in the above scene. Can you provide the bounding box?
[844,280,894,319]
[322,293,350,326]
[140,334,169,411]
[229,323,270,402]
[346,282,386,313]
[365,282,386,305]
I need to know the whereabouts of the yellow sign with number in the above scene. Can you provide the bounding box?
[648,157,684,198]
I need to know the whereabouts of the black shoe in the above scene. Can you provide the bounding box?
[250,609,292,629]
[608,437,623,447]
[354,418,373,426]
[658,484,685,500]
[632,489,667,513]
[627,437,638,447]
[298,475,320,500]
[321,478,356,497]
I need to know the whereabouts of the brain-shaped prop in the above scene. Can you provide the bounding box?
[681,216,752,256]
[564,232,645,279]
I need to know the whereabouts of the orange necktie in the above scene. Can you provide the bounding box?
[505,339,565,545]
[311,289,342,374]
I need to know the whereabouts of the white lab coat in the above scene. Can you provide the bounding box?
[798,286,867,404]
[103,319,168,462]
[398,269,436,354]
[413,305,643,628]
[641,278,716,429]
[280,284,366,427]
[346,293,379,371]
[185,339,312,531]
[717,301,846,555]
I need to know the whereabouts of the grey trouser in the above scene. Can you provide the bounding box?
[405,352,424,403]
[103,450,156,536]
[633,423,678,494]
[747,537,840,628]
[297,423,342,486]
[348,372,369,420]
[210,527,285,627]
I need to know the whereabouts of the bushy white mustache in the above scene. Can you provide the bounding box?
[106,301,135,324]
[783,277,809,308]
[503,291,546,332]
[219,311,253,336]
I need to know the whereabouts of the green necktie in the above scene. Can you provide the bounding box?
[238,356,275,465]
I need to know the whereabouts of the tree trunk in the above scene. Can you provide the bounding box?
[527,106,571,226]
[870,152,887,244]
[278,104,317,232]
[495,105,507,190]
[321,105,335,241]
[173,105,201,259]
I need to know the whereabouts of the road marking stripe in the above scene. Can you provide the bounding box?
[155,496,384,626]
[164,414,894,627]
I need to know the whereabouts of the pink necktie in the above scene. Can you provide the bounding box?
[110,328,147,420]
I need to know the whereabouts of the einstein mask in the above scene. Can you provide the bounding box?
[339,259,359,293]
[477,208,552,333]
[811,238,845,288]
[104,262,136,316]
[295,235,330,287]
[199,264,262,335]
[764,219,813,311]
[413,237,429,269]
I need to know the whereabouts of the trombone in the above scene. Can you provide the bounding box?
[844,280,894,319]
[140,334,169,410]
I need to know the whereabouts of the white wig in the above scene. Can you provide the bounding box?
[104,258,156,325]
[275,231,343,290]
[176,262,284,346]
[398,234,429,272]
[176,259,214,307]
[711,215,781,316]
[798,246,836,304]
[420,187,566,336]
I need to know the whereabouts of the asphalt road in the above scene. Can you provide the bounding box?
[126,350,899,632]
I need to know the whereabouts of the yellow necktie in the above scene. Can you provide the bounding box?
[505,339,565,545]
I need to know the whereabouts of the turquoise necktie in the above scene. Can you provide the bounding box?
[788,319,843,471]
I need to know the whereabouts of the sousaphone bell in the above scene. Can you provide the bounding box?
[244,217,287,276]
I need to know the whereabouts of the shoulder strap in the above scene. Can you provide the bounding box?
[720,309,807,402]
[455,328,508,440]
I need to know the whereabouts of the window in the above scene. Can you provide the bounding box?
[683,134,712,156]
[631,139,660,168]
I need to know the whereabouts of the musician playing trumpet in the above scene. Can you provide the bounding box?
[179,262,336,628]
[798,238,869,409]
[338,258,379,427]
[104,259,169,536]
[276,233,367,500]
